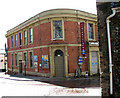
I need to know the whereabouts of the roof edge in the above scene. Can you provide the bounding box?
[6,8,97,36]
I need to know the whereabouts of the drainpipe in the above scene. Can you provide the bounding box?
[106,7,120,95]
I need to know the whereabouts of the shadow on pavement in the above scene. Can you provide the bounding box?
[9,73,100,88]
[41,78,100,88]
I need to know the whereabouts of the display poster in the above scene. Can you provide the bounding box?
[42,55,49,68]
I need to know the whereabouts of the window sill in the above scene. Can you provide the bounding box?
[52,38,64,40]
[88,39,95,41]
[29,42,33,45]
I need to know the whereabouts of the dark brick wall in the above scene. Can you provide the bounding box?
[97,2,120,97]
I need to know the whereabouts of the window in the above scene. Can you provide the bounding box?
[24,53,27,67]
[15,34,17,47]
[53,20,63,39]
[42,55,49,68]
[15,54,17,66]
[24,30,27,45]
[11,36,13,48]
[88,23,94,40]
[11,54,14,66]
[19,32,22,46]
[29,28,33,43]
[29,52,33,67]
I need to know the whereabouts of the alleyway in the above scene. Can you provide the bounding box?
[0,72,101,97]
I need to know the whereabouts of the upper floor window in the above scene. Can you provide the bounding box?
[24,30,27,45]
[53,20,63,39]
[19,32,22,46]
[15,34,17,47]
[11,36,13,48]
[29,28,33,43]
[88,23,94,40]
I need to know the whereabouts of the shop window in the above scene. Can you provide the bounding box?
[24,30,27,45]
[29,28,33,43]
[11,36,13,48]
[53,20,63,39]
[29,52,33,67]
[19,32,22,46]
[15,34,17,47]
[88,23,94,40]
[15,54,17,66]
[24,53,27,67]
[42,55,49,68]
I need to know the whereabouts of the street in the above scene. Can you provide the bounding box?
[0,72,101,97]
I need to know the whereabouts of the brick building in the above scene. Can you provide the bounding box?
[6,9,99,77]
[97,2,120,97]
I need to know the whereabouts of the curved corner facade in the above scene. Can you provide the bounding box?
[6,9,99,77]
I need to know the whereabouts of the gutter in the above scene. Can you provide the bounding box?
[106,7,120,95]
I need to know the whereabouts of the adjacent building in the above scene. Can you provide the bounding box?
[97,2,120,97]
[6,9,99,77]
[0,50,7,72]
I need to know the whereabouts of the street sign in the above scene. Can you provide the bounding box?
[78,57,83,64]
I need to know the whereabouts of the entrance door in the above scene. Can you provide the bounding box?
[19,61,22,74]
[91,52,98,74]
[54,50,64,77]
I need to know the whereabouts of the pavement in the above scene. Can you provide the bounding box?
[2,72,100,88]
[0,72,101,96]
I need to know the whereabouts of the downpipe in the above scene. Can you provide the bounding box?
[106,8,116,95]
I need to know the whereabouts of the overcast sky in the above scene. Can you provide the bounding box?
[0,0,97,50]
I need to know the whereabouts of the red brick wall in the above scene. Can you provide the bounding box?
[64,21,78,44]
[7,53,11,69]
[68,46,79,73]
[7,20,98,76]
